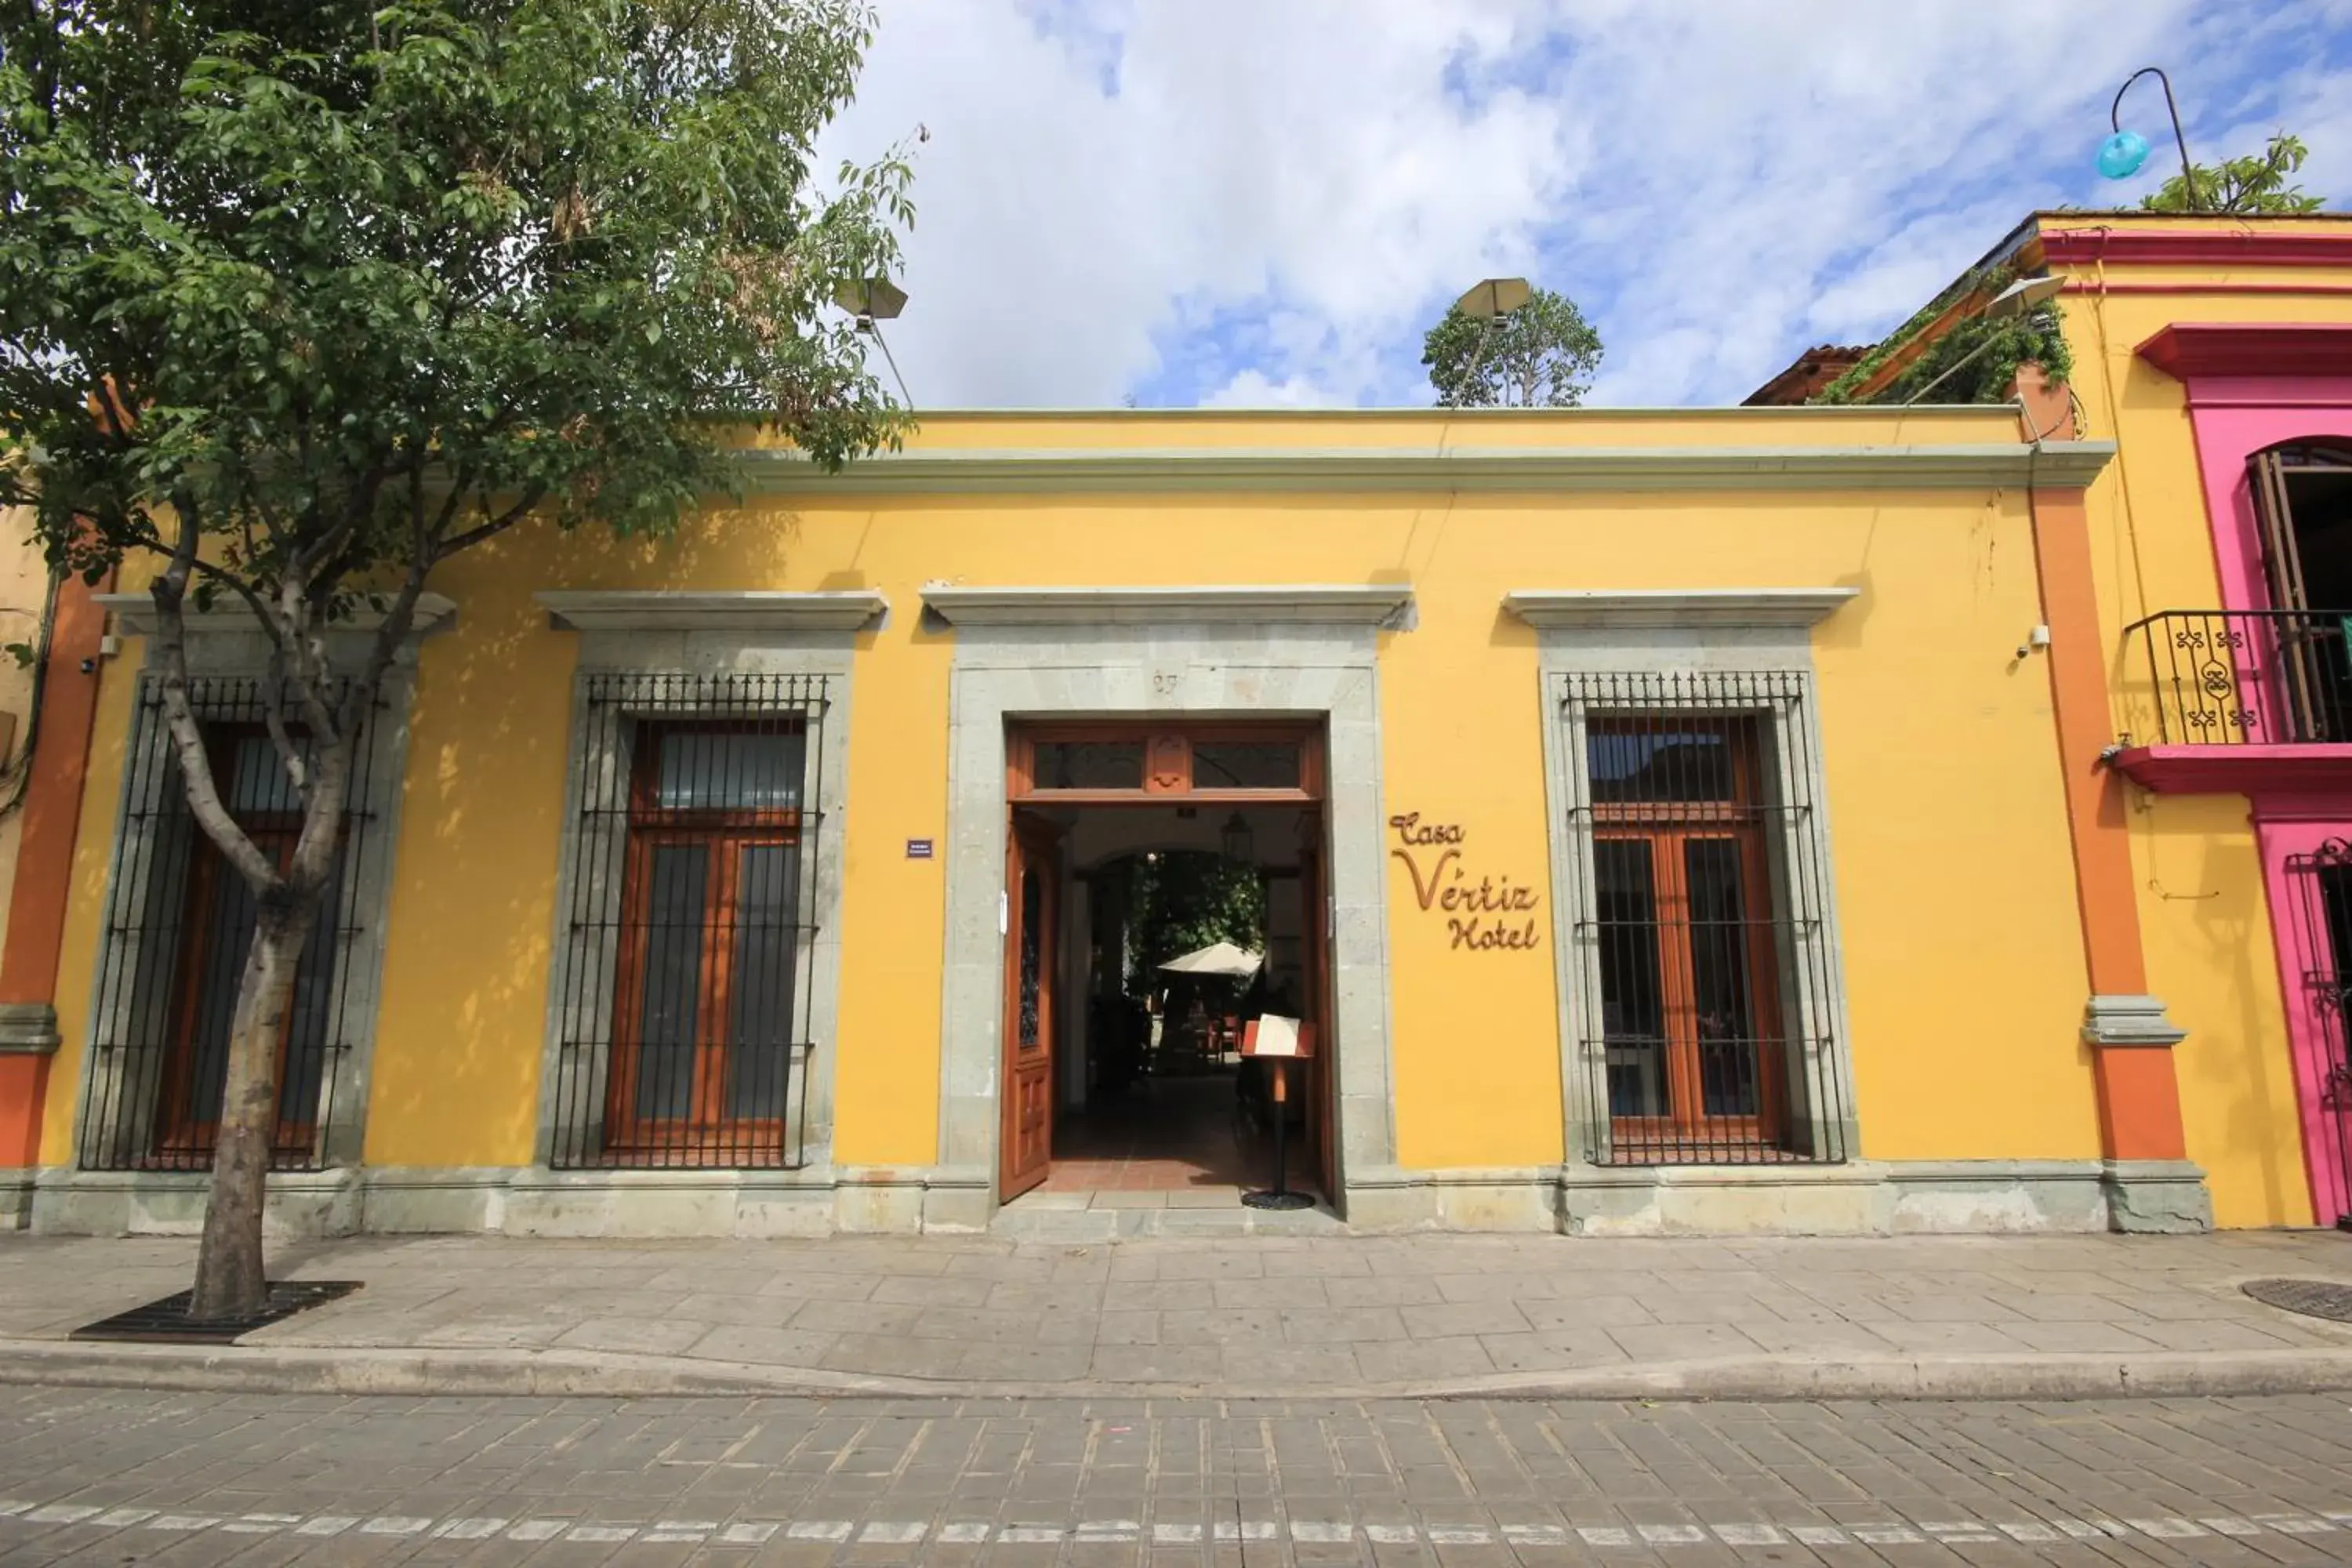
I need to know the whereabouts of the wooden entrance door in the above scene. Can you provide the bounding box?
[1000,815,1061,1200]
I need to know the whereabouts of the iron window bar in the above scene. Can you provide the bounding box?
[2287,839,2352,1232]
[78,677,379,1173]
[1559,669,1849,1168]
[548,673,830,1171]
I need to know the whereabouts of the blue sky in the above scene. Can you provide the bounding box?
[821,1,2352,410]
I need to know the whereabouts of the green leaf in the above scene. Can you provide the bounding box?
[0,0,913,612]
[2140,132,2328,216]
[1421,286,1605,408]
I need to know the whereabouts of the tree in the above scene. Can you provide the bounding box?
[2143,132,2327,214]
[1421,286,1602,408]
[1811,264,2074,408]
[0,0,913,1318]
[1122,852,1264,998]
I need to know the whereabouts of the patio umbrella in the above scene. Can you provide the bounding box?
[1157,941,1263,978]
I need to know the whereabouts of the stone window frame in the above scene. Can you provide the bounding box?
[72,593,450,1172]
[529,591,879,1170]
[921,584,1410,1228]
[1512,590,1863,1171]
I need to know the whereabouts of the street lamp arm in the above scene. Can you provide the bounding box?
[2111,65,2201,212]
[1899,334,2000,407]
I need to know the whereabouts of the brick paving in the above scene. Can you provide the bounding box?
[1036,1078,1316,1203]
[9,1388,2352,1564]
[5,1230,2352,1396]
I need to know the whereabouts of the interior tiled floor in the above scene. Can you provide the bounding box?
[1034,1071,1315,1206]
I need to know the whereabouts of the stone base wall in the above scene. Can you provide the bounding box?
[1342,1159,2211,1236]
[17,1157,2216,1239]
[28,1169,364,1238]
[0,1170,33,1231]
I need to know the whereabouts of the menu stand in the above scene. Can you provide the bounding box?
[1240,1016,1315,1212]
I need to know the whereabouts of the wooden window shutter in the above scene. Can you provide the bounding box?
[2250,448,2330,742]
[2252,448,2310,612]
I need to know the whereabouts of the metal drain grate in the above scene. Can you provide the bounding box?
[2242,1277,2352,1323]
[71,1280,361,1345]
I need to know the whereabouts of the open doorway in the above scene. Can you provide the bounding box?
[1049,816,1316,1198]
[2252,441,2352,739]
[999,724,1332,1212]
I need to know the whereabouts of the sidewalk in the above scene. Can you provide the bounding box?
[5,1229,2352,1401]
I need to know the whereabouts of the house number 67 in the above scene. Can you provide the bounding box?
[1152,671,1181,696]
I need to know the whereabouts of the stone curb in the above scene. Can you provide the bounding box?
[6,1338,2352,1403]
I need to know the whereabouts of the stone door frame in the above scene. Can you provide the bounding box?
[924,585,1408,1229]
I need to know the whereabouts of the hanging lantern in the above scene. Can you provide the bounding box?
[2097,129,2151,180]
[2097,68,2201,207]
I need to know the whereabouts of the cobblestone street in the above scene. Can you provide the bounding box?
[8,1389,2352,1565]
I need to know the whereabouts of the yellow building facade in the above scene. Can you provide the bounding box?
[6,212,2345,1239]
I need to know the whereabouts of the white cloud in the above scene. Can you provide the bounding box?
[822,0,1569,407]
[819,0,2351,410]
[1198,369,1353,409]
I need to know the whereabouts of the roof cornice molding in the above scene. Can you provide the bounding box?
[736,442,2115,495]
[1504,588,1860,631]
[2136,322,2352,380]
[536,590,887,634]
[2039,227,2352,269]
[96,592,458,640]
[920,584,1413,628]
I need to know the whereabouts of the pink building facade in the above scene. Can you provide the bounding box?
[2125,321,2352,1229]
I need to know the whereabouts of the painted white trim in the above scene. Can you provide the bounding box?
[737,442,2118,495]
[920,584,1413,627]
[536,590,886,634]
[1504,588,1859,630]
[96,592,457,639]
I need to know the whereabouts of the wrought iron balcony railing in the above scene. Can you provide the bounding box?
[2124,609,2352,747]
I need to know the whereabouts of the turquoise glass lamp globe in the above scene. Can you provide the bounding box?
[2098,129,2152,179]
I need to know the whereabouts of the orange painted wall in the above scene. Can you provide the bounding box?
[2040,214,2352,1225]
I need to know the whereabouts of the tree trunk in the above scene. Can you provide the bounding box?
[150,512,424,1323]
[187,896,316,1320]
